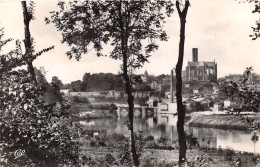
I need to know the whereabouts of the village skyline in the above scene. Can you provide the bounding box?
[0,0,259,84]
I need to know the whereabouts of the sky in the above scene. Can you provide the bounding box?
[0,0,259,84]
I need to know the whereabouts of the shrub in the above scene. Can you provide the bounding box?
[224,148,235,161]
[145,135,155,141]
[186,133,199,148]
[109,103,118,115]
[70,96,90,104]
[105,153,115,165]
[91,104,110,110]
[0,70,79,166]
[90,140,96,147]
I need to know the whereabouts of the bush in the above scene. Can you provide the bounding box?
[185,133,199,148]
[135,97,149,106]
[145,135,155,141]
[90,104,110,110]
[70,96,90,104]
[90,140,96,147]
[224,148,235,161]
[0,70,79,166]
[109,103,118,115]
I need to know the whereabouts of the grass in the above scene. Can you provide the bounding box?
[188,114,254,130]
[77,129,260,166]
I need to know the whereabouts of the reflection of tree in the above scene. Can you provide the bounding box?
[251,132,259,154]
[157,124,166,137]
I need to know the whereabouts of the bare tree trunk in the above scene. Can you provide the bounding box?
[176,1,190,166]
[21,1,37,83]
[118,1,140,166]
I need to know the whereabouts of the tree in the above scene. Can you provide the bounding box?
[238,0,260,40]
[71,80,82,92]
[81,72,91,91]
[47,1,173,166]
[0,2,78,166]
[175,0,190,165]
[251,132,259,154]
[221,67,260,113]
[21,2,54,82]
[51,76,63,90]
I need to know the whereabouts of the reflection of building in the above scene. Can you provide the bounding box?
[182,48,217,82]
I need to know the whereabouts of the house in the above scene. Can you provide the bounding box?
[60,89,70,96]
[224,99,238,108]
[150,81,161,91]
[213,102,222,111]
[148,95,159,107]
[106,90,122,99]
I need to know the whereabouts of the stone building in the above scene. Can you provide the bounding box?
[142,70,149,83]
[182,48,217,82]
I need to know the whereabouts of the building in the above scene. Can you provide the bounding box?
[182,48,217,82]
[142,70,149,83]
[150,81,162,91]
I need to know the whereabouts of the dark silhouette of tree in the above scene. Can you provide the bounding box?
[220,67,260,113]
[0,2,79,166]
[21,2,54,83]
[51,76,63,90]
[175,0,190,165]
[47,1,173,166]
[237,0,260,40]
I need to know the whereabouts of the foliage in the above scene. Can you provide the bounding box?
[251,132,259,143]
[237,0,260,40]
[0,10,78,166]
[224,148,235,161]
[135,97,149,106]
[46,1,173,66]
[185,133,199,148]
[51,76,63,90]
[70,96,90,104]
[47,1,174,165]
[220,67,260,112]
[70,73,125,92]
[0,70,79,167]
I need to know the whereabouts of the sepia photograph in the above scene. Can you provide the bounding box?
[0,0,260,166]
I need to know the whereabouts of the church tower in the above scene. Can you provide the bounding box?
[143,70,148,83]
[192,48,198,62]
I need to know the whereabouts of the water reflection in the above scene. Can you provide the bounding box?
[80,112,260,154]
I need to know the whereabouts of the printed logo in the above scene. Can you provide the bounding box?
[14,149,25,159]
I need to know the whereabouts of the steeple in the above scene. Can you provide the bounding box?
[143,70,148,83]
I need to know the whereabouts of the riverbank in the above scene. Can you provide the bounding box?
[78,130,260,167]
[68,102,118,120]
[68,101,260,166]
[188,114,260,130]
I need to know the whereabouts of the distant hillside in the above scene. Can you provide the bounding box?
[218,73,260,84]
[62,72,173,92]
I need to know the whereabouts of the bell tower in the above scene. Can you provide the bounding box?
[192,48,198,62]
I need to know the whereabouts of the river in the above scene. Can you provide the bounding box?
[80,111,260,154]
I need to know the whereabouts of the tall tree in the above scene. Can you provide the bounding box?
[21,2,54,83]
[238,0,260,40]
[175,0,190,165]
[47,1,173,166]
[0,2,78,166]
[22,1,36,82]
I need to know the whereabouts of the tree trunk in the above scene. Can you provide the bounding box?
[118,1,140,166]
[21,1,37,83]
[176,1,190,166]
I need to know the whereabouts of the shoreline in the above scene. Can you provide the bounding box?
[187,114,257,131]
